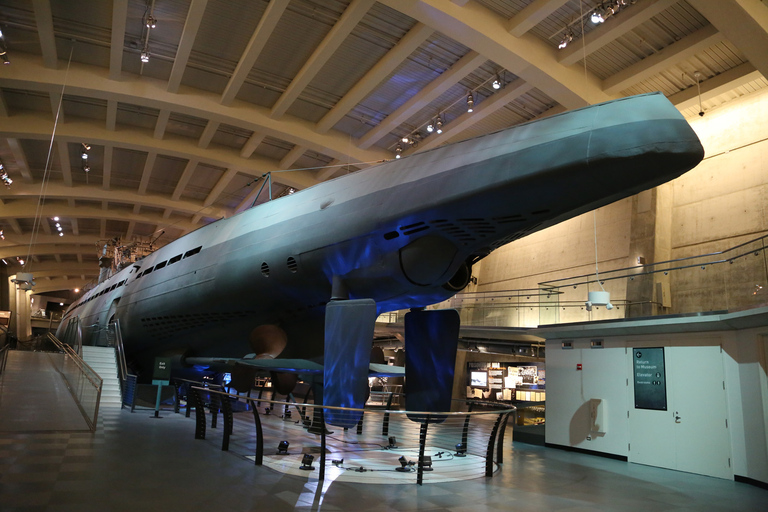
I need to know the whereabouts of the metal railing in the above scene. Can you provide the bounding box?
[378,233,768,328]
[46,333,103,431]
[186,387,514,485]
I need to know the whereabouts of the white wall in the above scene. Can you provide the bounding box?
[545,325,768,485]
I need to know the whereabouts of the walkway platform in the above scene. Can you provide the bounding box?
[0,350,90,432]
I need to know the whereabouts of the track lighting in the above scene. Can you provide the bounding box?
[427,122,434,133]
[558,30,574,49]
[0,161,11,188]
[436,116,443,134]
[146,15,157,29]
[401,136,409,143]
[466,92,474,113]
[591,8,605,23]
[395,143,402,159]
[141,48,150,63]
[83,164,90,173]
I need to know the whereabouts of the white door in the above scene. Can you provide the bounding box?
[628,345,731,479]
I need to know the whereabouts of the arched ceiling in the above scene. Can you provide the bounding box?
[0,0,766,296]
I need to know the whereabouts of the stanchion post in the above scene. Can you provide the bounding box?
[485,413,504,477]
[417,418,429,486]
[221,392,234,451]
[382,392,394,436]
[250,399,264,465]
[319,407,326,482]
[496,411,513,464]
[190,387,206,440]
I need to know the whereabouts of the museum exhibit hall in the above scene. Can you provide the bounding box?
[1,0,767,510]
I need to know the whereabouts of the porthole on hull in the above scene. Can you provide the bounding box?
[287,256,298,273]
[261,262,270,277]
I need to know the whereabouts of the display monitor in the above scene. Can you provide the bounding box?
[470,370,488,388]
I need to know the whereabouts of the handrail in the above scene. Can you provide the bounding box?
[112,319,129,383]
[540,232,768,288]
[46,333,103,390]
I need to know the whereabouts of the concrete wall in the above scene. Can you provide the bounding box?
[472,88,768,322]
[544,326,768,484]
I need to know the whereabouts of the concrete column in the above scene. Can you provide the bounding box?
[7,275,33,341]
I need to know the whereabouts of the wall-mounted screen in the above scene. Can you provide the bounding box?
[470,370,488,388]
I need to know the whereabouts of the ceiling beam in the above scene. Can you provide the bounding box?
[109,0,130,80]
[7,138,34,182]
[154,110,171,139]
[558,0,679,67]
[57,140,72,187]
[171,158,199,201]
[106,100,118,130]
[413,79,534,153]
[203,167,238,207]
[602,25,724,95]
[198,120,219,148]
[0,112,320,190]
[221,0,290,106]
[5,54,390,166]
[32,0,58,68]
[358,50,487,149]
[30,278,90,294]
[270,0,376,119]
[667,62,761,111]
[380,0,611,108]
[687,0,768,81]
[4,182,226,220]
[507,0,570,37]
[316,22,434,133]
[0,244,101,260]
[167,0,209,94]
[137,152,157,195]
[102,146,113,190]
[279,145,306,169]
[240,132,265,158]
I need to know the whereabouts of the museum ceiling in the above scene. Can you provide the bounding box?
[0,0,766,294]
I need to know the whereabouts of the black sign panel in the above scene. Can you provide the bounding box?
[633,348,667,410]
[153,357,172,381]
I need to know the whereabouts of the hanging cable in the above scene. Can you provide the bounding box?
[593,209,606,292]
[24,42,76,274]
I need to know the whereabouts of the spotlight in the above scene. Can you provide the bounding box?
[395,455,410,472]
[558,31,573,49]
[83,164,90,173]
[455,443,467,457]
[419,455,433,471]
[492,75,501,89]
[81,152,88,160]
[141,49,150,63]
[426,122,434,133]
[299,453,315,471]
[82,143,91,151]
[53,216,59,221]
[277,440,289,455]
[332,458,344,466]
[436,116,443,134]
[1,54,9,65]
[146,15,157,29]
[395,143,402,159]
[388,436,398,449]
[59,232,64,237]
[401,136,409,143]
[57,226,62,231]
[591,9,605,23]
[466,92,474,113]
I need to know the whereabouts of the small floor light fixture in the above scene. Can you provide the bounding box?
[455,442,467,457]
[277,440,289,455]
[395,455,410,472]
[388,436,398,449]
[299,453,315,470]
[419,455,433,471]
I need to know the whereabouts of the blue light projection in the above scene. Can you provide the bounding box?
[323,299,378,428]
[404,309,460,423]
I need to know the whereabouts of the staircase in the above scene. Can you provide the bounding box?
[81,346,122,408]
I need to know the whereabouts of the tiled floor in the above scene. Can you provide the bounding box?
[1,353,767,511]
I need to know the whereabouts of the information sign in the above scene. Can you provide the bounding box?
[633,347,667,410]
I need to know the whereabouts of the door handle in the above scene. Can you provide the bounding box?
[674,411,681,423]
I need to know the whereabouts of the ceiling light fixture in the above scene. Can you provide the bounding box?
[0,161,11,188]
[146,15,157,29]
[436,116,443,134]
[492,75,502,89]
[141,47,150,63]
[591,7,605,23]
[558,30,574,49]
[395,143,402,159]
[466,92,474,113]
[0,29,9,65]
[426,121,434,133]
